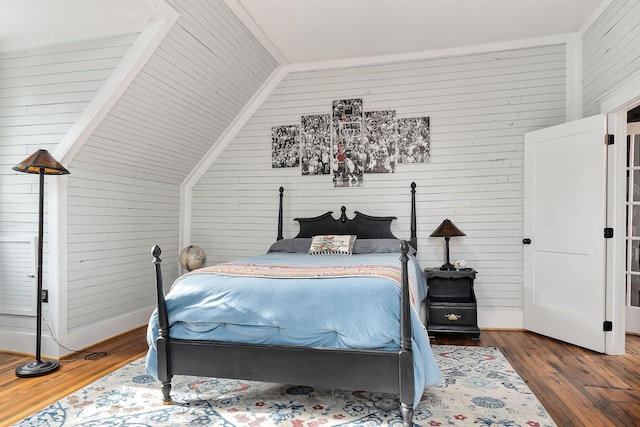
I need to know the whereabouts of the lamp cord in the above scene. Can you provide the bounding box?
[41,315,108,361]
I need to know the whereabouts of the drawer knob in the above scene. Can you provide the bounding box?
[445,313,461,321]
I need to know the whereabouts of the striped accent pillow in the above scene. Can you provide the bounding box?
[308,235,357,255]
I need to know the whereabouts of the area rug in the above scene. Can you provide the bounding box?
[14,345,556,426]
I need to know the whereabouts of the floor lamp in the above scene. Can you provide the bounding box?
[13,149,69,378]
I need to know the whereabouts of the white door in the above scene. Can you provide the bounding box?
[523,114,608,353]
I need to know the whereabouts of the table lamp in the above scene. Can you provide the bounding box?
[430,218,465,271]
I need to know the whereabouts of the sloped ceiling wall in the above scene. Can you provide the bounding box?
[63,0,278,336]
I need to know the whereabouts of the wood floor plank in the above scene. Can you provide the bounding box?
[1,328,638,427]
[449,331,640,427]
[0,326,148,427]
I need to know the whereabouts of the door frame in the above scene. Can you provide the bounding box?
[623,126,640,335]
[600,74,640,355]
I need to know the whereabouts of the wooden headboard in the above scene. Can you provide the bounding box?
[294,209,397,239]
[276,182,418,252]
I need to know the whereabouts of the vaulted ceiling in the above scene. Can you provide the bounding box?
[1,0,605,63]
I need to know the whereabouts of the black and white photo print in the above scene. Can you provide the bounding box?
[271,124,300,168]
[332,99,365,187]
[301,114,331,175]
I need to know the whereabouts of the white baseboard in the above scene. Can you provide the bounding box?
[477,308,523,329]
[0,330,61,358]
[0,306,155,358]
[58,306,155,356]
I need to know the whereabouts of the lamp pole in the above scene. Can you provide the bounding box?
[444,236,452,268]
[35,168,45,364]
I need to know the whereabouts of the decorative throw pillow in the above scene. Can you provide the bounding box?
[308,235,357,255]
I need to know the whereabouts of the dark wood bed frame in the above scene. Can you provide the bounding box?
[151,182,420,426]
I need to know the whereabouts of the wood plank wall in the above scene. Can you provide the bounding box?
[583,0,640,116]
[64,0,278,332]
[0,34,137,345]
[191,44,567,328]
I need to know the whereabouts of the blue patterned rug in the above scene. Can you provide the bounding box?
[14,346,556,426]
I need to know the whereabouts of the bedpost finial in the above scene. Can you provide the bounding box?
[411,181,416,190]
[400,240,409,254]
[340,206,347,223]
[152,245,162,259]
[279,186,284,194]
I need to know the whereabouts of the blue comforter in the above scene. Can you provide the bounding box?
[146,252,442,405]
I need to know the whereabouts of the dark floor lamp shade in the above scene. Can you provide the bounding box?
[430,218,465,271]
[13,149,69,378]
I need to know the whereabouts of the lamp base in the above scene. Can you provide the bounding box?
[15,359,60,378]
[439,262,456,271]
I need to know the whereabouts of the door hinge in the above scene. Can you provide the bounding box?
[603,320,613,332]
[605,134,614,145]
[604,227,614,238]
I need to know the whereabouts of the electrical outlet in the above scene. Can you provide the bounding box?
[42,289,48,303]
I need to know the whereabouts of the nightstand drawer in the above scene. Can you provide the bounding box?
[428,279,474,299]
[428,302,477,327]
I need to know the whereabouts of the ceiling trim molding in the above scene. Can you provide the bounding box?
[287,33,580,73]
[0,19,152,53]
[579,0,613,35]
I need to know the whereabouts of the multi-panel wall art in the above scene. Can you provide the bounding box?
[271,98,430,187]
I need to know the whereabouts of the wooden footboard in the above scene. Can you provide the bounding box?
[151,241,415,426]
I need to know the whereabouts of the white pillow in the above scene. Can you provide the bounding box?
[308,235,357,255]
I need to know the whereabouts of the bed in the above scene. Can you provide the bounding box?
[146,182,442,426]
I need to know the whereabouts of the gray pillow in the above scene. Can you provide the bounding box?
[267,238,312,253]
[352,239,416,255]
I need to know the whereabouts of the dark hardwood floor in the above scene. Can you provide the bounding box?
[1,328,638,426]
[435,331,640,427]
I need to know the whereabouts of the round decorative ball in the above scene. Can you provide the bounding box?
[179,245,206,271]
[454,259,467,269]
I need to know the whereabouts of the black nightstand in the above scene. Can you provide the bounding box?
[424,268,480,342]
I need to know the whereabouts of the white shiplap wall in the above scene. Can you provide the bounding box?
[191,44,567,328]
[0,34,137,350]
[583,0,640,116]
[65,0,278,331]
